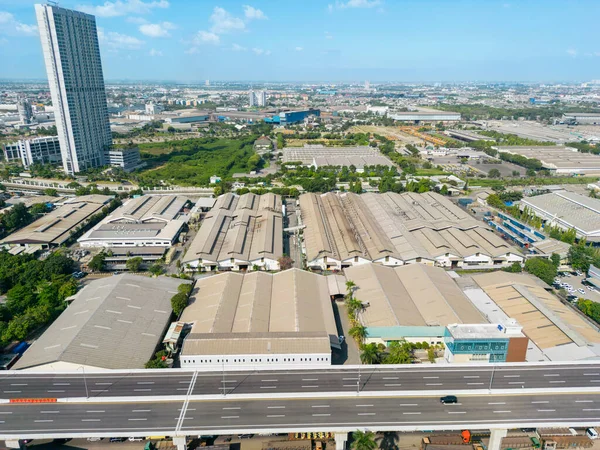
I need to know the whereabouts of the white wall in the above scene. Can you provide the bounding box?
[180,352,331,371]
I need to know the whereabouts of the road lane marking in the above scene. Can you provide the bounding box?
[3,391,21,394]
[582,409,600,411]
[384,384,402,387]
[508,382,525,384]
[137,382,155,385]
[543,374,560,377]
[267,415,285,418]
[591,380,600,383]
[82,419,101,422]
[47,390,65,393]
[268,406,285,409]
[302,385,319,388]
[343,384,356,387]
[467,383,484,385]
[356,405,373,407]
[178,381,190,384]
[426,383,443,386]
[358,413,376,416]
[177,388,189,391]
[222,407,241,410]
[494,411,512,413]
[221,416,239,419]
[34,420,53,423]
[463,376,480,379]
[10,384,27,386]
[531,401,549,404]
[382,377,399,380]
[576,400,594,403]
[302,378,318,381]
[312,414,330,417]
[447,412,467,414]
[400,404,418,406]
[53,383,70,386]
[584,373,600,376]
[94,382,112,386]
[86,410,105,413]
[503,375,520,378]
[537,409,556,412]
[132,409,151,412]
[403,412,421,415]
[423,376,439,379]
[343,377,358,380]
[261,379,278,382]
[128,418,147,421]
[0,412,12,414]
[312,405,330,408]
[221,380,237,383]
[134,389,152,392]
[549,381,565,384]
[40,411,60,414]
[260,386,277,389]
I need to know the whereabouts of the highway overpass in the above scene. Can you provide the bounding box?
[1,363,600,449]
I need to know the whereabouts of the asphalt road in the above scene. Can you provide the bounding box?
[2,364,600,400]
[3,393,600,438]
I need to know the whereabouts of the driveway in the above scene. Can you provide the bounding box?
[332,302,361,365]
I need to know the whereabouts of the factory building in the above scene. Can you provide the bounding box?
[495,145,600,174]
[299,192,523,270]
[282,145,394,171]
[1,195,113,250]
[3,136,62,169]
[344,263,528,363]
[78,195,188,250]
[14,274,185,371]
[179,269,339,371]
[563,113,600,125]
[520,191,600,242]
[389,111,461,122]
[265,109,320,124]
[182,192,283,272]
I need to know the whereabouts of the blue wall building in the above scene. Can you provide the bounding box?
[265,109,320,124]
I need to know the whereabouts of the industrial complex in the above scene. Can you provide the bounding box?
[495,145,600,174]
[299,192,523,270]
[182,192,284,271]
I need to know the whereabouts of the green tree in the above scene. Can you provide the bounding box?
[383,340,413,364]
[6,284,37,315]
[126,257,144,272]
[149,263,164,276]
[29,203,49,216]
[349,325,367,344]
[503,262,522,273]
[568,241,600,272]
[2,203,31,231]
[439,185,449,195]
[488,168,501,178]
[43,253,73,277]
[351,431,377,450]
[524,257,557,285]
[171,292,188,316]
[550,253,561,268]
[43,188,58,197]
[360,342,382,364]
[345,280,356,298]
[88,253,106,272]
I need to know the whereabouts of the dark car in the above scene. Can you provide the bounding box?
[440,395,458,404]
[238,434,254,439]
[110,438,127,443]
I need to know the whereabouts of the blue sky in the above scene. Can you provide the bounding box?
[1,0,599,82]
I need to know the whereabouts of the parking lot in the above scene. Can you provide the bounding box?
[555,272,600,303]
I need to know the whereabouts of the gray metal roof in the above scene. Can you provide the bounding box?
[14,274,186,370]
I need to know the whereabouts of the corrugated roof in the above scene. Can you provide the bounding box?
[107,195,188,223]
[14,274,185,370]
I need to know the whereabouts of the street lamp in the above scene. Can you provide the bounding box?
[78,366,89,398]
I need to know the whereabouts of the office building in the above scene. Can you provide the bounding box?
[3,136,62,169]
[35,4,112,174]
[265,109,320,124]
[105,146,143,172]
[145,102,163,115]
[14,274,186,371]
[179,269,339,371]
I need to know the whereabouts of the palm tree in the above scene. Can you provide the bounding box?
[351,430,377,450]
[345,280,356,299]
[360,343,381,365]
[346,297,363,317]
[377,432,399,450]
[349,325,367,344]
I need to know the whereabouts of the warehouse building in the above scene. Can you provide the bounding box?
[78,195,188,249]
[467,271,600,361]
[299,192,523,270]
[283,145,394,171]
[182,192,283,271]
[179,269,339,371]
[563,113,600,125]
[14,274,185,371]
[1,195,112,249]
[345,264,528,363]
[520,191,600,242]
[495,145,600,174]
[389,111,461,122]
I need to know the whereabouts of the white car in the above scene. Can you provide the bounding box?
[578,288,585,295]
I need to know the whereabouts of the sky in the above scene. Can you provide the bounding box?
[0,0,599,83]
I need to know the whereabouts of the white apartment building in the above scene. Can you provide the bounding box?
[35,4,112,174]
[3,136,62,169]
[248,89,267,107]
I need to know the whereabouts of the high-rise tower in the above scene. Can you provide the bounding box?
[35,4,112,174]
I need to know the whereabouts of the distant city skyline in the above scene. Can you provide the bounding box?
[1,0,600,82]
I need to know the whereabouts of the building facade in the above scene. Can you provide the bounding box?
[248,90,266,107]
[105,146,143,172]
[3,136,62,169]
[35,4,112,174]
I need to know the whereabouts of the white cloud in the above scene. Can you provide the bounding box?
[243,5,267,20]
[194,30,220,45]
[295,46,303,51]
[232,43,247,51]
[330,0,381,10]
[98,27,144,50]
[139,21,175,37]
[149,48,162,56]
[566,48,577,57]
[210,6,245,34]
[252,47,270,56]
[0,11,37,36]
[76,0,169,18]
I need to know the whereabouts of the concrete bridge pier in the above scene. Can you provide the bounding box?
[173,436,187,450]
[488,429,508,450]
[335,432,348,450]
